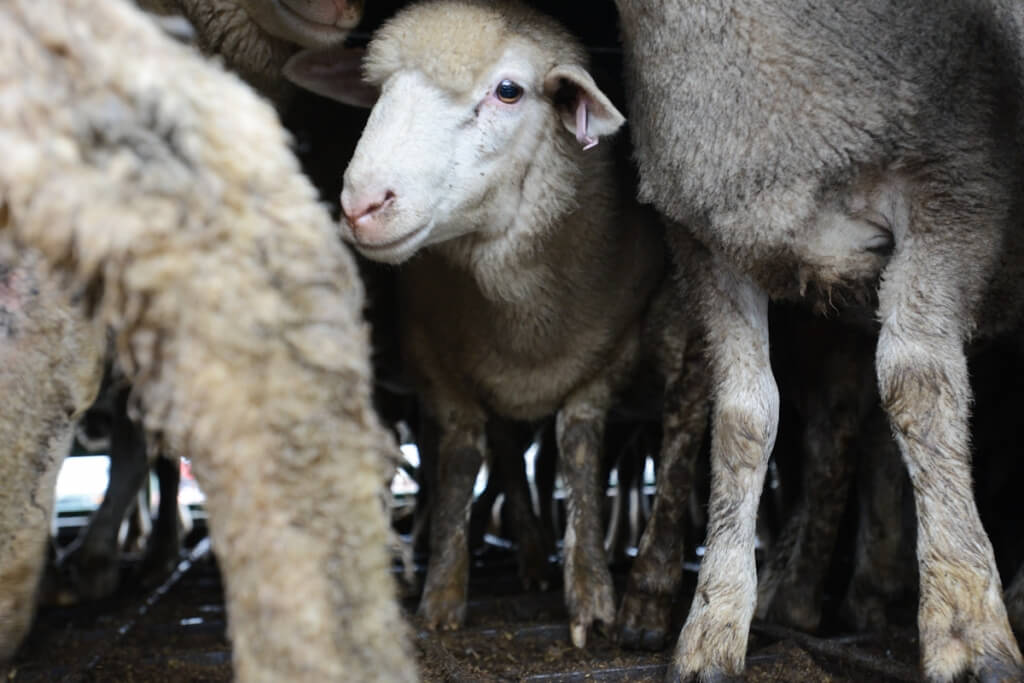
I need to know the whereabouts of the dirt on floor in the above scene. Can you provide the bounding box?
[7,538,924,683]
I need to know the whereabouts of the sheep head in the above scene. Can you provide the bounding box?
[285,0,625,264]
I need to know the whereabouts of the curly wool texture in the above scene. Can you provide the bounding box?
[0,1,415,681]
[0,244,104,663]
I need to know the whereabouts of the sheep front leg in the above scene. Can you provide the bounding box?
[487,420,552,591]
[418,411,485,630]
[876,250,1023,681]
[670,260,778,681]
[618,327,709,651]
[557,385,616,648]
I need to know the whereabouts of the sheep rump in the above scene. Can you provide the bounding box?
[0,1,415,680]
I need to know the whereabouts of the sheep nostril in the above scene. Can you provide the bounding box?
[341,190,397,241]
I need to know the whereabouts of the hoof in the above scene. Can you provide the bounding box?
[566,566,615,649]
[61,552,121,602]
[517,534,552,592]
[946,658,1024,683]
[616,589,672,651]
[418,582,467,631]
[665,665,745,683]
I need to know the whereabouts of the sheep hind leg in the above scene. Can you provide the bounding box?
[418,414,485,630]
[60,385,149,601]
[876,244,1023,682]
[618,327,709,651]
[669,261,778,682]
[755,346,868,633]
[557,388,617,649]
[840,410,911,633]
[139,453,182,587]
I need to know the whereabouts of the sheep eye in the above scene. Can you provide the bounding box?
[496,79,523,103]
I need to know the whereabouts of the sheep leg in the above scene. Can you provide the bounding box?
[61,385,148,601]
[670,260,778,681]
[140,453,182,586]
[840,408,911,632]
[488,421,552,591]
[557,385,616,649]
[418,413,485,630]
[755,334,871,633]
[755,404,857,632]
[0,250,102,663]
[535,422,558,549]
[1006,564,1024,638]
[876,237,1023,681]
[0,428,71,663]
[618,328,709,651]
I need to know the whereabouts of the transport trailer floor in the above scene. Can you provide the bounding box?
[9,538,924,683]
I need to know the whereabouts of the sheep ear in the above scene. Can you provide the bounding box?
[543,64,625,150]
[283,46,379,108]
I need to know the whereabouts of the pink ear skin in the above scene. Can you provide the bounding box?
[575,100,598,151]
[542,63,625,150]
[282,45,379,108]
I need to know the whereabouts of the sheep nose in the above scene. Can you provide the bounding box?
[341,190,396,241]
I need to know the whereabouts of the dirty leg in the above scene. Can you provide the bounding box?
[418,415,485,630]
[557,389,616,648]
[670,263,778,681]
[619,329,709,651]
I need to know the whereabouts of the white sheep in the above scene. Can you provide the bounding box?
[0,244,105,663]
[0,1,415,680]
[137,0,362,103]
[615,0,1024,680]
[285,0,710,649]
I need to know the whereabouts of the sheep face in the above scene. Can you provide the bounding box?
[343,47,572,263]
[286,1,625,265]
[239,0,363,49]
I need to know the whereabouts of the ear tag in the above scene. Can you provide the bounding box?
[576,100,598,150]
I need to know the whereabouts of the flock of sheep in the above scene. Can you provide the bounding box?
[2,0,1024,682]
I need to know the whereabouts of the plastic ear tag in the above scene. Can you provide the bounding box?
[576,100,598,151]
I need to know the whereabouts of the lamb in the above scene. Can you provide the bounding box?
[615,0,1024,680]
[0,1,415,680]
[285,0,710,648]
[0,245,105,663]
[136,0,363,103]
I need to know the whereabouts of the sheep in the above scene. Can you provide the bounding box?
[614,0,1024,680]
[0,1,416,681]
[755,306,881,633]
[285,0,710,649]
[56,376,183,602]
[0,245,105,663]
[1008,565,1024,636]
[136,0,363,104]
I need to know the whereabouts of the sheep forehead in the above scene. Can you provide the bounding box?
[363,0,587,96]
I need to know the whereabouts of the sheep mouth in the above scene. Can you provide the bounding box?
[270,1,359,48]
[354,223,429,259]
